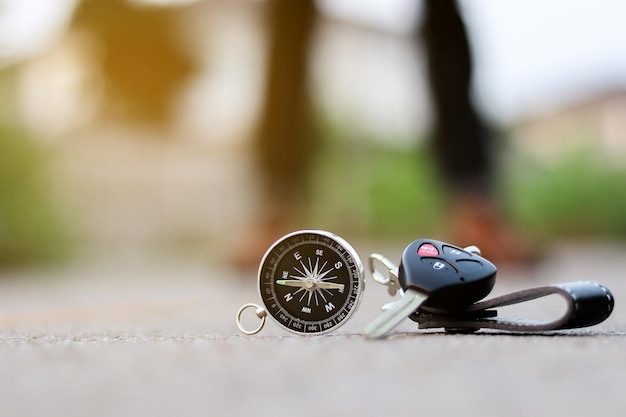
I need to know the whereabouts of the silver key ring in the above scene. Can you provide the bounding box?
[368,253,401,296]
[236,303,268,335]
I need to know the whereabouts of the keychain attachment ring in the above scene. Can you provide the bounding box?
[236,303,267,335]
[368,253,401,296]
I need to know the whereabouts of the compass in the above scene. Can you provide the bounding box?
[237,230,364,335]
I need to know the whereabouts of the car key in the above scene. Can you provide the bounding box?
[365,239,497,338]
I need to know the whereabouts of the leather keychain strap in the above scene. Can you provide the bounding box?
[411,281,615,333]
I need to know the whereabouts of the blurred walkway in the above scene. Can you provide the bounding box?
[54,126,259,255]
[0,240,624,417]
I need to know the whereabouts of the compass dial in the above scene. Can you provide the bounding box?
[258,230,364,335]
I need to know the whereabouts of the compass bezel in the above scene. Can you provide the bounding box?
[257,230,364,335]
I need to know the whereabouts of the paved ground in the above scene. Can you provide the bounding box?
[0,240,624,417]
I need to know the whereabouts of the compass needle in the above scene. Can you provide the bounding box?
[314,282,345,290]
[276,279,308,288]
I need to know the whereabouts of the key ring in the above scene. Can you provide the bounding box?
[236,303,267,335]
[368,253,401,296]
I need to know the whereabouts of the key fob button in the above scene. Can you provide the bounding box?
[442,245,469,258]
[456,259,482,273]
[420,257,457,273]
[417,243,439,257]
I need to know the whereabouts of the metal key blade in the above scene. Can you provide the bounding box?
[364,289,428,339]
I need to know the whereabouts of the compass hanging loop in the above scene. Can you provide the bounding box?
[236,303,267,335]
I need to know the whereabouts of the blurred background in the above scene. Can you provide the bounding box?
[1,0,626,270]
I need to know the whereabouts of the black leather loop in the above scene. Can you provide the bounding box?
[410,281,614,332]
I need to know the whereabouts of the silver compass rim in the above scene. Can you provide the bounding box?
[256,229,365,336]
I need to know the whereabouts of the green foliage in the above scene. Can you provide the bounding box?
[360,146,446,237]
[0,126,72,267]
[308,122,446,238]
[505,149,626,238]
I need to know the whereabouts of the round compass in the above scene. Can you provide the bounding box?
[237,230,364,335]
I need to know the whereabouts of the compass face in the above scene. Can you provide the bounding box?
[258,230,364,335]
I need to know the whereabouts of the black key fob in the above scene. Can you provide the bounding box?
[399,239,497,312]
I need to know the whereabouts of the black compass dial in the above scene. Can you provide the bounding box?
[258,230,364,335]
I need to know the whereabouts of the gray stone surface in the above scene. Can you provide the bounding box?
[0,241,624,417]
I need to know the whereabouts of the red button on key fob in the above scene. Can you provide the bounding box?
[417,243,439,257]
